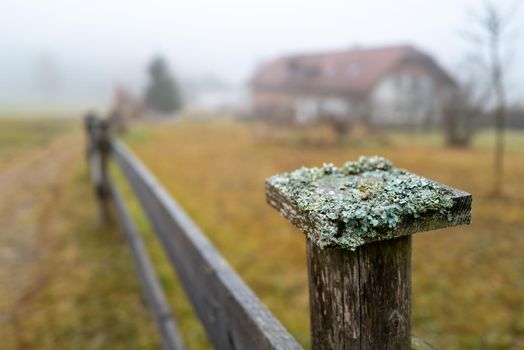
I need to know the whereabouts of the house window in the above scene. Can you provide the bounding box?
[347,63,361,78]
[325,66,337,77]
[393,75,401,88]
[288,60,318,78]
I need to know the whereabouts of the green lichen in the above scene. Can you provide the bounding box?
[267,156,454,250]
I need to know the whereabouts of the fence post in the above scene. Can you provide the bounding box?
[84,112,97,159]
[265,157,471,349]
[96,118,112,224]
[85,115,112,224]
[306,235,411,349]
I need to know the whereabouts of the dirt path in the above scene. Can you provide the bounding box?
[0,130,161,349]
[0,135,81,323]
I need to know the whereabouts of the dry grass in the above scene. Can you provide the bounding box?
[0,119,160,349]
[121,121,524,349]
[2,165,161,349]
[2,118,523,349]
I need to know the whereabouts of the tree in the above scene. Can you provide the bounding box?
[464,0,521,194]
[444,60,490,148]
[144,56,182,114]
[443,84,481,147]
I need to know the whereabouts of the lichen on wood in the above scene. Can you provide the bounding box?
[266,156,469,250]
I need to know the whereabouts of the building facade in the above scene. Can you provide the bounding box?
[250,45,457,127]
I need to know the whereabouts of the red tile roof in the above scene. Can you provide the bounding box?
[251,45,454,96]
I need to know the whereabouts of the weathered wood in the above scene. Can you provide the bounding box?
[266,159,471,349]
[266,177,472,249]
[111,140,301,350]
[307,237,411,349]
[93,118,112,223]
[357,236,411,349]
[83,113,97,160]
[84,113,100,185]
[307,239,360,349]
[108,179,185,350]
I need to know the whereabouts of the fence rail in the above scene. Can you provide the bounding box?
[86,115,301,350]
[109,179,185,350]
[85,114,471,350]
[112,140,301,350]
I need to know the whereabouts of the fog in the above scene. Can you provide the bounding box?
[1,0,522,112]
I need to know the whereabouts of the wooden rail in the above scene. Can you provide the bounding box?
[109,179,185,350]
[85,116,301,350]
[85,115,471,350]
[112,141,301,350]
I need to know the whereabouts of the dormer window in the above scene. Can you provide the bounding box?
[288,60,318,78]
[288,60,301,75]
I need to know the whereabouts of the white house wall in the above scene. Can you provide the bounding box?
[294,97,350,123]
[371,73,441,126]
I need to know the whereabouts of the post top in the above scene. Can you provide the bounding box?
[266,156,471,250]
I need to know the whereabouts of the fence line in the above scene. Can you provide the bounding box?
[109,179,185,350]
[112,140,301,350]
[85,114,471,350]
[86,116,301,350]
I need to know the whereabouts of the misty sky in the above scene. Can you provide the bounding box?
[1,0,523,109]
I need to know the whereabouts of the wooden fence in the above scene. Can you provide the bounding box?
[84,114,471,350]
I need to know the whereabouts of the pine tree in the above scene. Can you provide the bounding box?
[144,56,182,113]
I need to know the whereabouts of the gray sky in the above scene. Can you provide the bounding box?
[1,0,522,110]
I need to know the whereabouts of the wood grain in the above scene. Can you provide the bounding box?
[307,236,411,349]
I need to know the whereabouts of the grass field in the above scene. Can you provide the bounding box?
[121,121,524,349]
[0,118,75,170]
[1,118,524,349]
[0,118,160,349]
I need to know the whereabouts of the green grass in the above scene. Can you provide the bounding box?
[375,128,524,153]
[473,129,524,153]
[0,117,76,168]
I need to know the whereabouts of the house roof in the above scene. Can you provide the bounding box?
[250,45,455,97]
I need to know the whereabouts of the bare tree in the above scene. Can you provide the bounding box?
[443,82,482,147]
[464,0,521,194]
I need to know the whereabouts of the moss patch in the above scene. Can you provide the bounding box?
[267,156,454,250]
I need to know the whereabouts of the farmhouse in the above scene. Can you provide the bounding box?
[250,45,457,127]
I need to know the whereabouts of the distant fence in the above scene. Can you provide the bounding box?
[84,114,300,350]
[84,113,470,350]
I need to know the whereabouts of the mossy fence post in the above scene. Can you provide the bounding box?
[266,157,471,349]
[84,114,112,224]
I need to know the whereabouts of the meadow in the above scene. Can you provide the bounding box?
[0,117,75,169]
[1,118,523,349]
[120,121,524,349]
[0,118,160,349]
